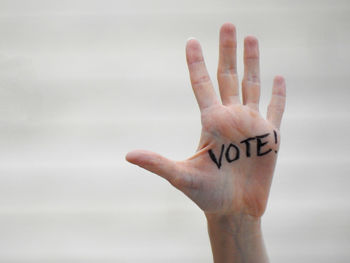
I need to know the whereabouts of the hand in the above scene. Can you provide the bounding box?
[126,23,286,219]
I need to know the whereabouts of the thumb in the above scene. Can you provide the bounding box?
[126,149,183,187]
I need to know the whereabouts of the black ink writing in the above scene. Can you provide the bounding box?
[240,137,255,157]
[208,144,225,169]
[273,130,278,153]
[208,131,278,169]
[225,143,240,162]
[256,133,272,156]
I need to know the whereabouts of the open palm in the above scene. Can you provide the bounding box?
[126,23,286,218]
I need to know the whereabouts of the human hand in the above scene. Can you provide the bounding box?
[126,23,286,219]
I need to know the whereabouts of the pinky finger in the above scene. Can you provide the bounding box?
[267,76,286,129]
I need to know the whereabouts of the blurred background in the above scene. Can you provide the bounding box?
[0,0,349,262]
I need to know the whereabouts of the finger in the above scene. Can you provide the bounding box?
[186,38,218,111]
[267,76,286,129]
[126,150,190,188]
[242,36,260,111]
[217,23,240,105]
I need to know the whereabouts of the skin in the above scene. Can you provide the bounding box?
[126,23,286,263]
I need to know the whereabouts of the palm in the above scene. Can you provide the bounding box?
[126,23,286,218]
[180,104,278,217]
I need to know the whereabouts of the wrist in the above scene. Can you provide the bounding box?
[205,212,262,238]
[205,212,268,263]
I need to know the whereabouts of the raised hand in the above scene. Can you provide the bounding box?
[126,23,286,219]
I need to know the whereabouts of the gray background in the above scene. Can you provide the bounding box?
[0,0,349,262]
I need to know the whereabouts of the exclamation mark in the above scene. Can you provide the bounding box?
[273,130,278,153]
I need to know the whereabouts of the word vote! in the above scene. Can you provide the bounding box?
[208,131,278,169]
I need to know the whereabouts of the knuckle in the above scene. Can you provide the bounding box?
[192,75,211,87]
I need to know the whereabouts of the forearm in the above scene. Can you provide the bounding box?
[205,213,269,263]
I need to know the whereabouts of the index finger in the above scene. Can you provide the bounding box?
[186,38,218,111]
